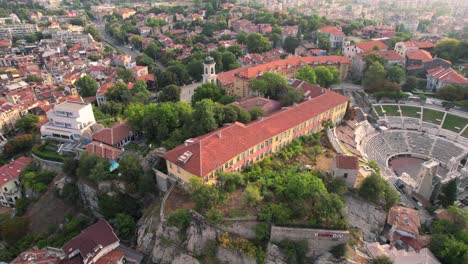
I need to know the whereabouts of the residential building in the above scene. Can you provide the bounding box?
[217,56,350,98]
[426,66,468,91]
[382,206,427,252]
[394,41,434,57]
[40,101,96,141]
[332,155,359,188]
[0,23,39,38]
[365,242,440,264]
[11,248,65,264]
[0,157,33,207]
[61,220,140,264]
[85,141,123,161]
[317,26,345,49]
[406,50,433,74]
[351,49,405,79]
[164,88,348,182]
[281,25,299,42]
[117,8,136,19]
[0,103,21,135]
[131,66,148,77]
[92,121,134,148]
[361,25,396,39]
[343,40,388,62]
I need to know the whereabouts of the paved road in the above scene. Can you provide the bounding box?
[94,22,166,70]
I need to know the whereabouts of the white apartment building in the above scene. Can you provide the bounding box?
[41,101,96,141]
[0,23,39,38]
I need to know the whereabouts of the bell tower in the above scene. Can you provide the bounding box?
[203,56,217,84]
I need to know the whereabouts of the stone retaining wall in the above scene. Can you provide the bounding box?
[270,226,349,257]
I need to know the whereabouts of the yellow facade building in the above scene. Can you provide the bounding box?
[164,86,349,182]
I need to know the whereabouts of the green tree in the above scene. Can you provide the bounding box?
[283,36,300,53]
[25,74,43,83]
[314,66,335,87]
[402,76,418,92]
[437,85,465,101]
[279,240,308,264]
[136,54,154,66]
[247,33,272,53]
[218,172,245,193]
[434,38,460,62]
[144,42,161,59]
[438,179,457,208]
[113,213,136,240]
[85,25,102,41]
[221,51,237,71]
[76,74,98,97]
[386,65,405,83]
[227,45,243,58]
[236,32,248,44]
[249,107,264,120]
[15,114,39,133]
[117,68,134,83]
[188,177,220,212]
[0,217,30,244]
[250,72,288,99]
[359,173,398,209]
[192,82,224,104]
[3,134,34,157]
[317,32,331,51]
[244,183,263,206]
[167,208,192,230]
[296,66,317,84]
[132,80,148,94]
[166,64,190,85]
[223,105,238,123]
[191,99,219,136]
[106,82,131,104]
[158,84,181,102]
[362,61,386,93]
[369,255,393,264]
[118,154,143,183]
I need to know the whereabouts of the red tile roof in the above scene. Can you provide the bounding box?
[0,157,33,188]
[86,141,123,160]
[95,250,125,264]
[136,73,155,82]
[233,56,350,80]
[164,89,348,177]
[377,50,404,61]
[357,40,388,53]
[406,50,433,62]
[318,26,344,36]
[414,41,434,49]
[290,80,326,99]
[93,121,133,146]
[427,66,468,85]
[11,249,61,264]
[229,96,282,116]
[63,220,119,262]
[335,155,359,170]
[386,206,420,236]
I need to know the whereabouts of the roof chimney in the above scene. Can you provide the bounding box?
[217,131,222,139]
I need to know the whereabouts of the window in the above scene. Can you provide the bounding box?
[169,163,172,169]
[344,173,348,179]
[177,166,181,173]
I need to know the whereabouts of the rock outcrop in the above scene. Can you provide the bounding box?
[77,182,99,212]
[185,212,217,255]
[265,243,287,264]
[345,194,386,241]
[216,247,257,264]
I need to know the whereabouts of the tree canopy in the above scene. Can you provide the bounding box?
[76,74,98,97]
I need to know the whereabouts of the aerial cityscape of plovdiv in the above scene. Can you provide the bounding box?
[0,0,468,263]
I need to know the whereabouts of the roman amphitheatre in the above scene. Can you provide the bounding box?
[334,101,468,206]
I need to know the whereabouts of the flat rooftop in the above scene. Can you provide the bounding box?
[54,101,89,111]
